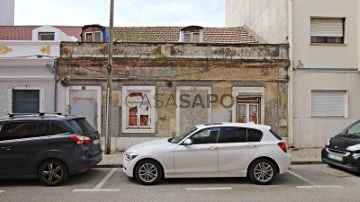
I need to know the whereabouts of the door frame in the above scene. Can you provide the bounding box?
[65,86,101,132]
[175,86,212,135]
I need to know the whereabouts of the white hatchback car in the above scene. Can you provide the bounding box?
[122,122,291,185]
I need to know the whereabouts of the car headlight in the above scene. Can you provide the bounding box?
[124,152,138,161]
[326,138,331,146]
[346,144,360,152]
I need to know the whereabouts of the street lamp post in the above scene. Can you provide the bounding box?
[105,0,114,154]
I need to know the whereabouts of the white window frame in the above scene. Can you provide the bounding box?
[180,31,203,43]
[237,103,259,124]
[84,31,103,42]
[38,32,55,41]
[94,31,103,42]
[310,17,345,44]
[311,90,348,117]
[8,87,45,114]
[232,87,265,124]
[122,86,156,133]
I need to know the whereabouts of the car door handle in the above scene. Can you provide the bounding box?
[208,146,218,150]
[247,144,256,148]
[1,146,11,151]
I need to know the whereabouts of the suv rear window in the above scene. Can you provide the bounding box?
[68,118,96,135]
[50,122,69,135]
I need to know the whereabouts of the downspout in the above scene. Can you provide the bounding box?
[358,0,360,72]
[288,0,295,148]
[54,58,58,112]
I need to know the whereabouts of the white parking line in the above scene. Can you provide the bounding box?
[296,185,343,189]
[73,168,120,192]
[73,189,120,192]
[186,187,232,191]
[94,168,118,189]
[288,170,343,189]
[288,170,316,185]
[0,190,4,193]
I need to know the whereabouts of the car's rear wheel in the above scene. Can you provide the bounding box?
[134,159,162,185]
[38,159,68,186]
[249,159,276,185]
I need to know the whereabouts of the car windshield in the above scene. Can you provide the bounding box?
[342,121,360,137]
[170,127,197,143]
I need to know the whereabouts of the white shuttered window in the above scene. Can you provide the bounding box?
[310,18,344,44]
[311,91,346,117]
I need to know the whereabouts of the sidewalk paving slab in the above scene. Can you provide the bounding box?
[288,148,322,164]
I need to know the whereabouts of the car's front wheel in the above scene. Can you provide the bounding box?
[134,159,162,185]
[38,159,68,186]
[249,159,276,185]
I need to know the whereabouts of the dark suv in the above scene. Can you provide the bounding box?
[0,113,102,186]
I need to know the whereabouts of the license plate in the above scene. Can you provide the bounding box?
[328,153,343,161]
[93,139,100,145]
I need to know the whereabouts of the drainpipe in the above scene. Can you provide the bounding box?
[288,0,295,148]
[54,58,58,112]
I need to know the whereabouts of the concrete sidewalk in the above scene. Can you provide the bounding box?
[96,148,323,167]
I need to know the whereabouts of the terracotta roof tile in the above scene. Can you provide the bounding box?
[0,25,258,43]
[114,26,259,43]
[0,26,82,40]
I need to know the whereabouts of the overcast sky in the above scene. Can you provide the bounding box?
[15,0,225,27]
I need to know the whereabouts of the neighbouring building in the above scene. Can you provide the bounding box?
[0,25,81,116]
[0,0,15,26]
[58,25,289,152]
[226,0,360,148]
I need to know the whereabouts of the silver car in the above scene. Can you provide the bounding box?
[122,122,291,185]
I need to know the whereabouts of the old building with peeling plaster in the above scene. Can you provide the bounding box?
[57,25,290,152]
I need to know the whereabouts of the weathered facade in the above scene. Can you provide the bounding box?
[58,41,289,151]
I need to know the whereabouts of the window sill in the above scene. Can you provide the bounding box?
[309,43,347,46]
[126,126,151,129]
[311,116,346,118]
[122,127,154,134]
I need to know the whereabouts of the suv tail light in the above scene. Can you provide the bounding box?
[70,135,91,144]
[278,142,287,153]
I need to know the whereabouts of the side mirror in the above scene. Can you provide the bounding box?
[183,139,192,146]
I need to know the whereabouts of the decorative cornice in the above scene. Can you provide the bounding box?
[0,45,12,54]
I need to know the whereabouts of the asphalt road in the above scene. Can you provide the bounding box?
[1,164,360,202]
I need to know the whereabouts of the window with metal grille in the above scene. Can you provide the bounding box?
[310,18,345,44]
